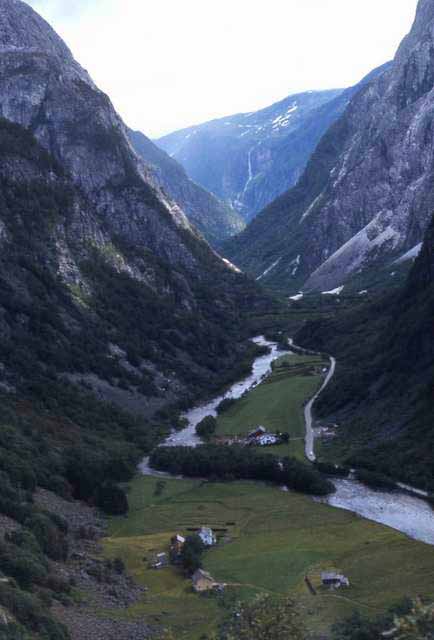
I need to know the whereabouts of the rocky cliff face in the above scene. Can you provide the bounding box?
[225,0,434,293]
[157,88,344,221]
[0,0,264,413]
[157,65,390,224]
[128,128,245,246]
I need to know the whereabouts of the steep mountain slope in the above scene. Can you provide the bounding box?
[128,128,245,245]
[296,213,434,489]
[157,67,389,223]
[157,89,343,221]
[0,0,266,419]
[224,0,434,293]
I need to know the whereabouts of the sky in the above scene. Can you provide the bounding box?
[26,0,419,138]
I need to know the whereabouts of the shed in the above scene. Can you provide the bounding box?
[149,552,169,569]
[321,572,350,588]
[192,569,216,592]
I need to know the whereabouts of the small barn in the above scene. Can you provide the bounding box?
[321,572,350,588]
[247,426,267,440]
[192,569,216,592]
[149,552,169,570]
[198,527,217,547]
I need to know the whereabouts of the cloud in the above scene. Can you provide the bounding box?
[23,0,419,137]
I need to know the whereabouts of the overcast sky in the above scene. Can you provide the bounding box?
[26,0,418,138]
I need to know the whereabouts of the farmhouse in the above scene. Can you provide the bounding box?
[198,527,217,547]
[321,572,350,588]
[257,434,279,446]
[192,569,217,592]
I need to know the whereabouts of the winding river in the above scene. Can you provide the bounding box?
[139,337,434,546]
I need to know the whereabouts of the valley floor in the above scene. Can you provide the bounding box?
[101,353,434,639]
[104,477,434,639]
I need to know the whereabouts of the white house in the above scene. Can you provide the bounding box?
[258,434,279,446]
[198,527,217,547]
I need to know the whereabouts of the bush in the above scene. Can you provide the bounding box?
[25,514,68,562]
[315,462,350,478]
[95,484,129,515]
[355,470,397,491]
[196,416,217,441]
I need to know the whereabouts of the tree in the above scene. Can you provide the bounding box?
[220,595,305,640]
[196,416,217,441]
[386,600,434,640]
[95,484,129,515]
[180,535,205,576]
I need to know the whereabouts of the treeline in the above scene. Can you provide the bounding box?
[150,445,334,496]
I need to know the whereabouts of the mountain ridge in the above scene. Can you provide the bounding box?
[224,0,434,293]
[128,128,245,245]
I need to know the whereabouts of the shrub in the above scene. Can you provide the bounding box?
[95,484,129,516]
[355,470,397,492]
[196,416,217,441]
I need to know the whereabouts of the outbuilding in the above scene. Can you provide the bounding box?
[192,569,216,592]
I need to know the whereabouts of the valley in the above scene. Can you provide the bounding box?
[0,0,432,638]
[103,339,434,639]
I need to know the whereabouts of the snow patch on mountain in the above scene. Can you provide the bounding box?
[393,243,423,264]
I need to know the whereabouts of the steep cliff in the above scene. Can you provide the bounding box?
[225,0,434,293]
[128,128,245,246]
[0,0,265,414]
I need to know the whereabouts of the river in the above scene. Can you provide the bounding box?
[139,337,434,546]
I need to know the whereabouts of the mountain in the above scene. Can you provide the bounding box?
[0,4,272,634]
[128,128,245,245]
[0,0,267,408]
[0,0,271,501]
[157,89,343,221]
[296,211,434,490]
[224,0,434,293]
[157,68,389,223]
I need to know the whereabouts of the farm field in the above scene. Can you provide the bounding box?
[216,353,327,460]
[104,476,434,639]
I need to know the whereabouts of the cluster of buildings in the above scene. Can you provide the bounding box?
[217,426,285,448]
[149,527,218,574]
[246,426,281,446]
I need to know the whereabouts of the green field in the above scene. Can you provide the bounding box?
[102,351,434,639]
[104,476,434,639]
[216,353,327,459]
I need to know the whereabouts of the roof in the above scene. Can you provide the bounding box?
[248,426,267,437]
[172,534,185,543]
[192,569,214,583]
[321,572,348,582]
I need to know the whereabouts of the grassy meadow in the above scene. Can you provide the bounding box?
[216,353,327,459]
[101,353,434,638]
[104,476,434,639]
